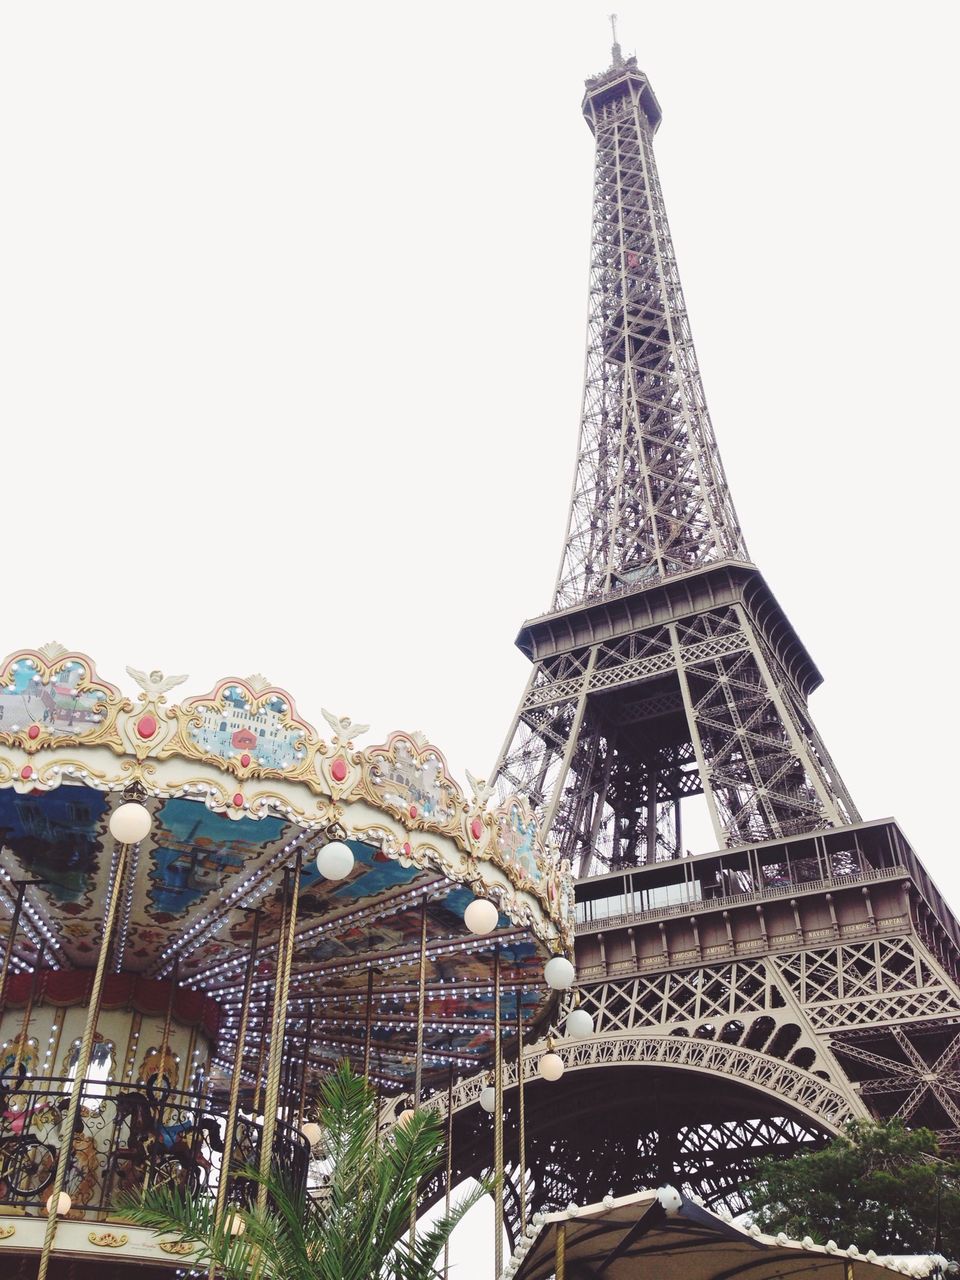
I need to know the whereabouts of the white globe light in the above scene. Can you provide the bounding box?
[464,898,499,935]
[396,1108,416,1129]
[479,1085,497,1113]
[316,840,354,880]
[544,956,575,990]
[225,1211,246,1237]
[301,1121,323,1149]
[539,1052,564,1082]
[657,1185,682,1216]
[565,1008,594,1038]
[46,1191,71,1216]
[108,802,152,845]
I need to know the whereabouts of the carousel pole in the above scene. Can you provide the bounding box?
[212,909,261,1247]
[0,881,28,1015]
[257,851,302,1212]
[36,837,130,1280]
[516,990,527,1234]
[493,943,504,1279]
[157,959,178,1086]
[295,1001,313,1127]
[555,1221,567,1280]
[409,900,429,1245]
[12,938,44,1077]
[256,874,288,1115]
[362,967,374,1082]
[0,880,43,1017]
[443,1063,454,1280]
[374,1046,383,1146]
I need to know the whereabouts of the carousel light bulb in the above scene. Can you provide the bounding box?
[479,1085,497,1114]
[109,802,152,845]
[46,1191,71,1216]
[464,898,499,936]
[302,1119,324,1149]
[565,1007,594,1038]
[539,1051,564,1082]
[315,841,354,880]
[543,956,575,991]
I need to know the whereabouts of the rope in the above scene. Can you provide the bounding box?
[211,908,262,1271]
[516,992,527,1234]
[36,842,128,1280]
[494,944,504,1277]
[409,901,429,1245]
[257,853,301,1211]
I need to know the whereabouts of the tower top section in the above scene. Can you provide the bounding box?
[583,31,662,135]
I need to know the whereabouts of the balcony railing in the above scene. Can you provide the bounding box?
[575,863,908,934]
[576,912,911,980]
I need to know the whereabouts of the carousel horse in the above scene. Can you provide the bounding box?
[114,1085,224,1185]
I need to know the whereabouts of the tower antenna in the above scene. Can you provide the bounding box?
[609,13,624,66]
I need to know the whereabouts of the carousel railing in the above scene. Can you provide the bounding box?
[0,1070,309,1220]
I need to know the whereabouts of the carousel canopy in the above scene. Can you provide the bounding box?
[0,644,572,1095]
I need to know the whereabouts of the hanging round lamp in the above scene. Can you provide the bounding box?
[464,897,499,935]
[316,840,354,880]
[108,801,151,844]
[544,955,575,990]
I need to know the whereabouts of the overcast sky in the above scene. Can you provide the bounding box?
[2,2,958,1272]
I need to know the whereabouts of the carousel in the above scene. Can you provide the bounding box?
[0,644,573,1278]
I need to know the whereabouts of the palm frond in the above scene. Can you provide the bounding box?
[127,1062,484,1280]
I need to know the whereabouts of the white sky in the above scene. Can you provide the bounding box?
[2,2,959,1274]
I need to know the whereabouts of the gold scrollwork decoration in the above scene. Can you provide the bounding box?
[0,1224,15,1239]
[88,1230,129,1247]
[159,1239,196,1256]
[361,732,464,836]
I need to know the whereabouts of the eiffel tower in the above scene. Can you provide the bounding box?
[442,28,960,1223]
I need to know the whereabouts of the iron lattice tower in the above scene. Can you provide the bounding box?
[466,34,960,1230]
[494,41,859,875]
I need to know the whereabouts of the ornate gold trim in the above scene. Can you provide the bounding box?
[0,649,128,754]
[0,1224,15,1239]
[159,1239,196,1256]
[87,1230,128,1247]
[163,675,321,784]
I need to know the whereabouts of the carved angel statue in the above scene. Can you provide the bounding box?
[321,708,370,744]
[465,769,493,809]
[126,668,188,697]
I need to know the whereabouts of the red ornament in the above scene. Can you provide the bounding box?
[331,757,347,783]
[27,724,40,741]
[20,765,33,780]
[408,804,418,820]
[136,714,158,740]
[232,793,244,808]
[240,753,251,768]
[470,817,483,841]
[402,842,411,856]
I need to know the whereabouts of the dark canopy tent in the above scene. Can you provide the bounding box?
[506,1190,945,1280]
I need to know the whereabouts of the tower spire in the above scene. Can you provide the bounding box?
[609,12,624,67]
